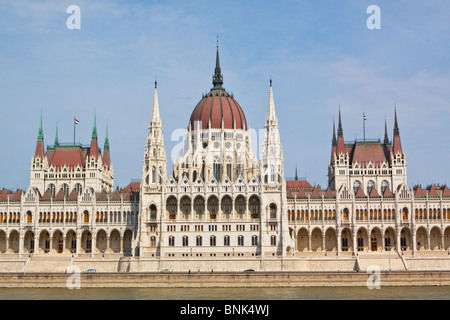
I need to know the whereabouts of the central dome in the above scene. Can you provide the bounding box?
[189,88,247,130]
[189,44,247,131]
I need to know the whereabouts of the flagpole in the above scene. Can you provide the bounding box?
[74,116,76,145]
[363,112,366,142]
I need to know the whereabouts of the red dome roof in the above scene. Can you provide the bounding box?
[189,88,247,130]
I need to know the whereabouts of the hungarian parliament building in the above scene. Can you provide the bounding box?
[1,47,449,271]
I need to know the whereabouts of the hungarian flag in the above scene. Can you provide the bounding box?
[74,118,80,125]
[363,113,367,121]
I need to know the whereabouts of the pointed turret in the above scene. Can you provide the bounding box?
[212,38,224,89]
[262,79,284,184]
[143,79,167,186]
[89,113,99,159]
[54,123,59,147]
[331,118,337,163]
[35,112,45,159]
[151,80,161,123]
[103,124,110,168]
[336,108,345,155]
[265,79,278,127]
[393,108,403,155]
[384,118,389,144]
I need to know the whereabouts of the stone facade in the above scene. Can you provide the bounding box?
[0,47,449,273]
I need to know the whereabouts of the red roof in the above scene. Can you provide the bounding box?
[442,186,450,197]
[46,147,87,171]
[355,187,366,197]
[324,188,336,198]
[382,186,394,197]
[350,143,390,167]
[414,186,426,197]
[123,182,141,193]
[189,89,247,130]
[286,180,314,190]
[369,187,380,197]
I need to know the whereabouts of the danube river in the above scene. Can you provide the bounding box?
[0,286,449,300]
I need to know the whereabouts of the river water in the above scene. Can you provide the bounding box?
[0,286,449,300]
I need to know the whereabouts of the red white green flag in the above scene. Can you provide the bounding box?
[74,118,80,125]
[363,113,367,121]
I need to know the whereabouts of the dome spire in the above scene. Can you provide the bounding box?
[212,36,223,89]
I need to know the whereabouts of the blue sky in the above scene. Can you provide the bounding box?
[1,0,450,190]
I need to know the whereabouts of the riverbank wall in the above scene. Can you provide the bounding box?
[0,271,449,288]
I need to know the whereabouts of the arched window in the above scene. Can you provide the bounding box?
[166,197,177,219]
[83,211,89,223]
[269,203,277,219]
[207,197,218,219]
[235,196,245,215]
[75,183,83,195]
[381,180,389,193]
[62,184,69,197]
[343,208,349,221]
[150,204,157,220]
[150,236,156,247]
[367,180,375,194]
[180,197,191,216]
[152,167,156,183]
[168,236,175,247]
[251,235,258,246]
[224,235,230,246]
[182,236,189,247]
[353,180,361,194]
[26,211,32,224]
[48,184,56,197]
[238,235,244,246]
[250,197,260,219]
[271,235,277,246]
[210,236,216,246]
[196,236,202,247]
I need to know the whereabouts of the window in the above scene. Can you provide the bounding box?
[182,236,189,247]
[150,236,156,247]
[238,235,244,246]
[353,181,361,194]
[269,203,277,219]
[381,180,389,193]
[251,236,258,246]
[196,236,202,247]
[210,236,216,246]
[367,180,375,194]
[224,235,230,246]
[168,236,175,247]
[83,211,89,223]
[27,212,32,224]
[271,236,276,246]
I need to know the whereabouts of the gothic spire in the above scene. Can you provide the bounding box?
[337,107,343,137]
[384,117,389,144]
[393,107,403,155]
[92,112,98,141]
[394,107,400,136]
[54,123,59,146]
[151,80,161,122]
[265,78,278,126]
[212,37,223,89]
[37,111,44,142]
[104,124,109,150]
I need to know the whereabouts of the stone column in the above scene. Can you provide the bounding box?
[76,233,81,257]
[49,236,53,255]
[19,234,24,257]
[91,234,96,258]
